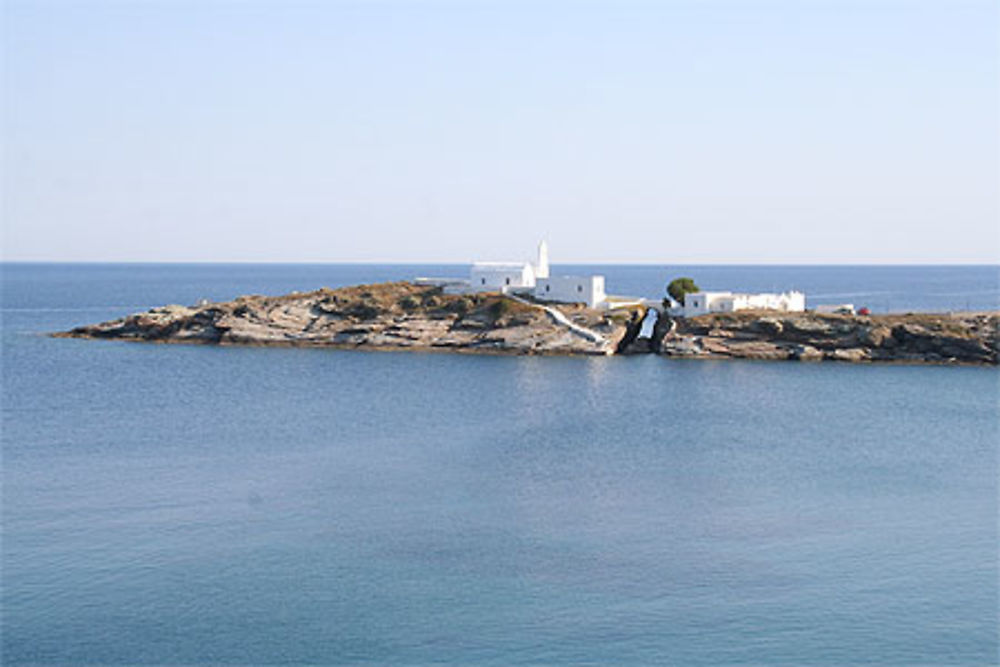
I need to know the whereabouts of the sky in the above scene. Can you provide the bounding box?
[2,0,998,264]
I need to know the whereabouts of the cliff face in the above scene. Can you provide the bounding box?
[660,312,998,365]
[56,282,626,356]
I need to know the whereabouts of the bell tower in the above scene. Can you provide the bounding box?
[536,240,550,279]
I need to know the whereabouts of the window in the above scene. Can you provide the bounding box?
[545,285,550,292]
[577,285,583,292]
[505,277,510,285]
[481,278,486,285]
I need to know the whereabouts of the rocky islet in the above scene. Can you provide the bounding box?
[57,281,998,365]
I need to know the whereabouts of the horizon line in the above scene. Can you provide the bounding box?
[2,259,998,267]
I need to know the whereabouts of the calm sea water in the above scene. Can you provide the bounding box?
[2,264,998,665]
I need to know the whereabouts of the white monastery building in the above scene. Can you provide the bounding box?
[682,291,805,317]
[420,244,806,314]
[468,241,608,308]
[418,241,631,309]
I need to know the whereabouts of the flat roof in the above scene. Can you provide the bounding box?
[471,262,531,269]
[538,274,604,281]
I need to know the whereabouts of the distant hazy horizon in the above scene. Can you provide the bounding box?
[2,259,999,267]
[3,0,998,264]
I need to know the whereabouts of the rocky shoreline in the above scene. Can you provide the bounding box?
[623,311,998,365]
[56,282,998,365]
[55,282,628,356]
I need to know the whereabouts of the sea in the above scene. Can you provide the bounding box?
[2,263,998,666]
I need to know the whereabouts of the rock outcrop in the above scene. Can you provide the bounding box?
[55,282,633,356]
[659,311,998,365]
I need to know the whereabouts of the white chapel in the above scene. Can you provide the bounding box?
[469,241,550,292]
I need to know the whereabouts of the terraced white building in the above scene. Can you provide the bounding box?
[682,291,806,317]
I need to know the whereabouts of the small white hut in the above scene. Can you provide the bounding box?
[534,275,607,309]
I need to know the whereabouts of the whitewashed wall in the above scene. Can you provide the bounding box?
[469,263,536,292]
[535,275,606,308]
[683,291,805,317]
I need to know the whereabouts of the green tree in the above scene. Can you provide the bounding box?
[667,277,699,305]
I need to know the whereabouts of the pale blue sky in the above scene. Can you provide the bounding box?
[3,0,998,263]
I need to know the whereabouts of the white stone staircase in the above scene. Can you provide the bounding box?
[505,294,611,353]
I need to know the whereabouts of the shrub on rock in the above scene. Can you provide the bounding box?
[667,277,699,305]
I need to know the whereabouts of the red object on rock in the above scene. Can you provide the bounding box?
[858,307,871,316]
